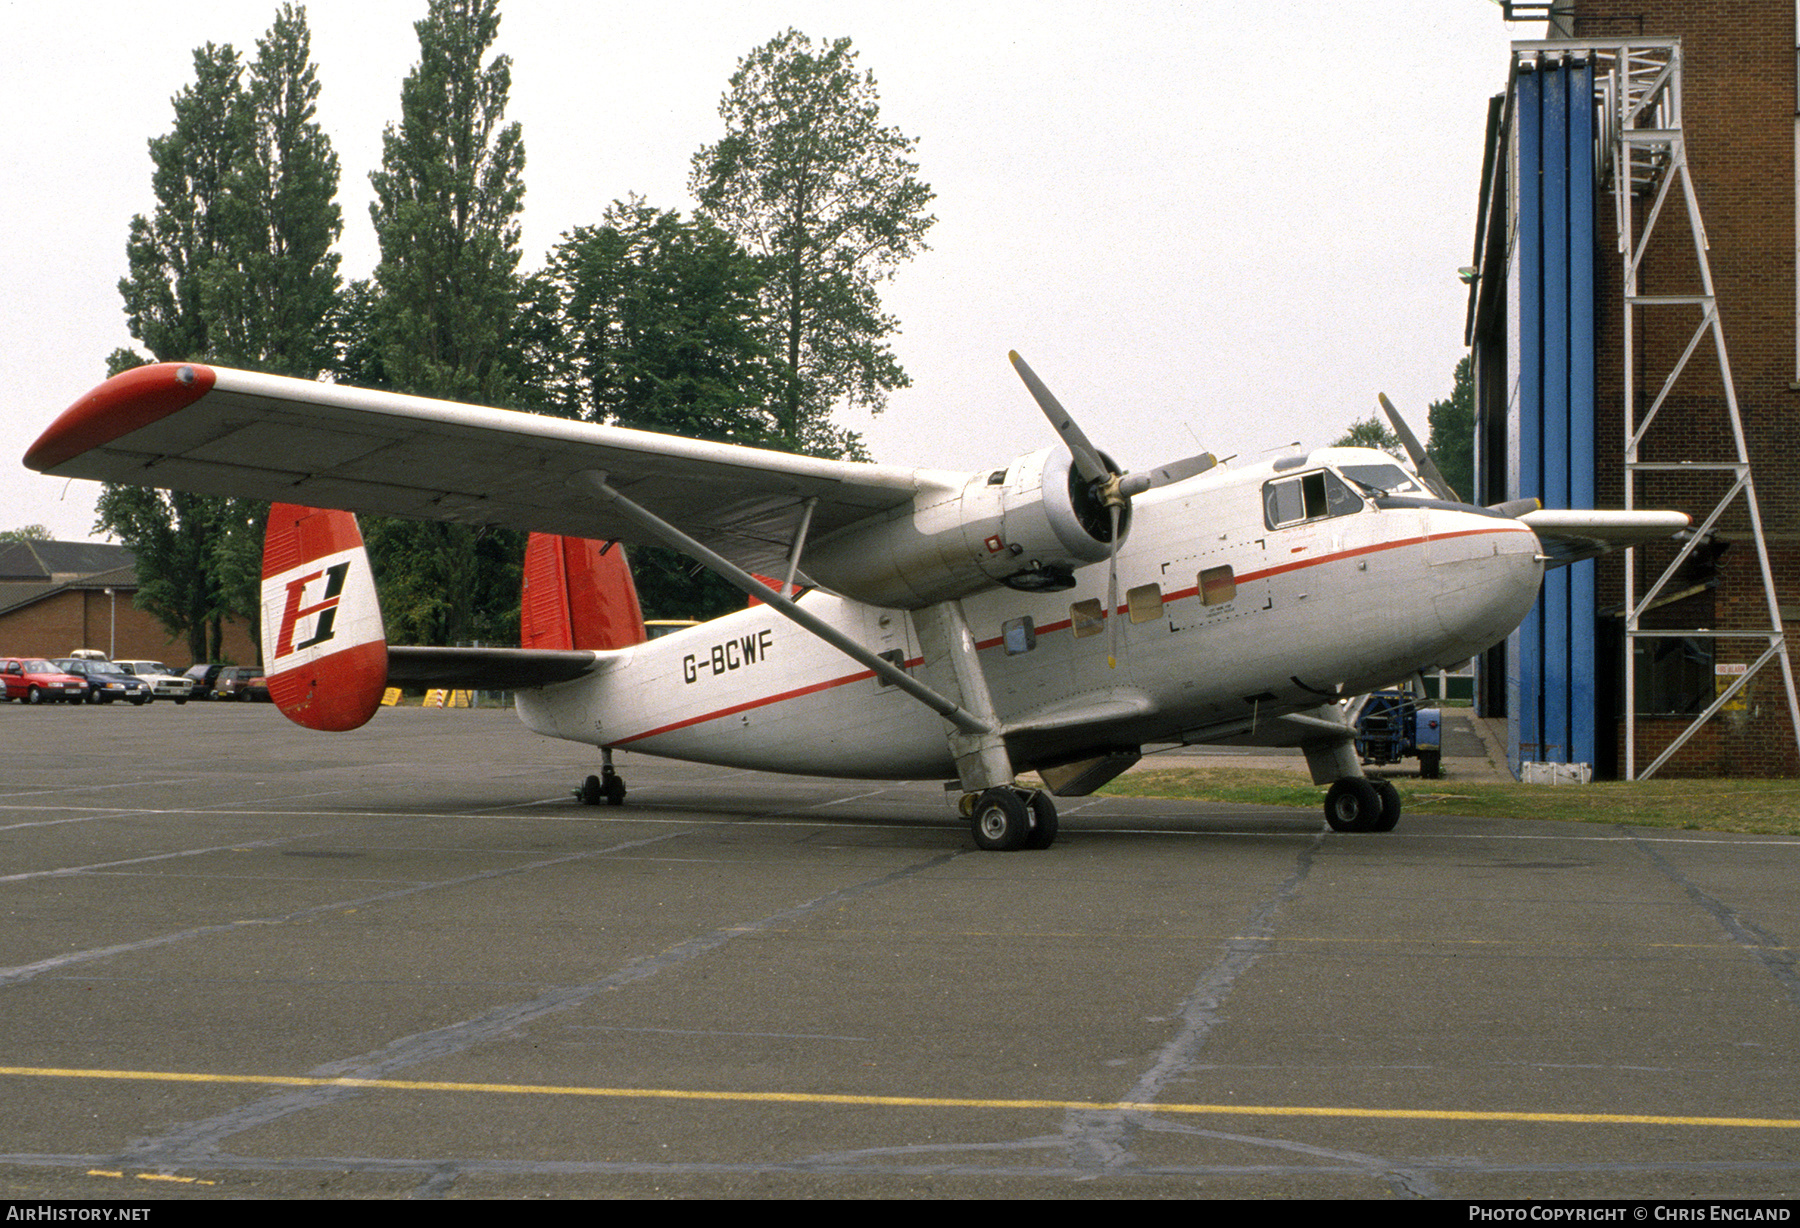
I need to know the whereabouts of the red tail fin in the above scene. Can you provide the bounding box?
[261,504,388,731]
[521,535,646,651]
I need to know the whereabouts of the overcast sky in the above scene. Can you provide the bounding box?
[0,0,1534,542]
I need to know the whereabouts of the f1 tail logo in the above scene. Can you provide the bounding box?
[274,562,350,659]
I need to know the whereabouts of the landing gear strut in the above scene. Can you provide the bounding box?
[963,786,1058,851]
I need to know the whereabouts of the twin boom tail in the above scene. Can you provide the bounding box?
[261,504,643,732]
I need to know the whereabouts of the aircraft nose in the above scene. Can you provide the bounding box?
[1422,509,1544,658]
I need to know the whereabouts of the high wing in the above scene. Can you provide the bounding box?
[26,363,949,580]
[1520,508,1692,568]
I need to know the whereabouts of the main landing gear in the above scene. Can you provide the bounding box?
[575,751,627,807]
[1324,776,1401,832]
[960,786,1059,851]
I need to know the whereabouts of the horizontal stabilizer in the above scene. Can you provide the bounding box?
[387,645,600,691]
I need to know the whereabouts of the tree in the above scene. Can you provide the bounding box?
[207,3,343,378]
[363,0,528,645]
[102,9,344,662]
[1333,415,1402,456]
[691,29,935,458]
[1427,354,1476,502]
[0,525,53,543]
[368,0,525,405]
[117,42,243,365]
[522,198,774,443]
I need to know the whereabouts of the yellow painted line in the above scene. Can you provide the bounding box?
[3,1064,1795,1130]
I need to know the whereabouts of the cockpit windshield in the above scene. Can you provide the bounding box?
[1337,462,1422,496]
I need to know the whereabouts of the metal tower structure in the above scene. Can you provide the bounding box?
[1539,37,1800,778]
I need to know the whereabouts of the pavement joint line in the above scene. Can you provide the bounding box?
[2,1065,1794,1130]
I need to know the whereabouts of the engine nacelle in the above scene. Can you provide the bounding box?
[803,447,1122,609]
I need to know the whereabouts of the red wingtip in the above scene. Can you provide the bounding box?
[24,362,217,472]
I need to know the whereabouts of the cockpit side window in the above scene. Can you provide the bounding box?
[1263,470,1362,531]
[1267,468,1360,525]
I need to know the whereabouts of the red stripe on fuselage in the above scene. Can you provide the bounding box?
[606,524,1531,748]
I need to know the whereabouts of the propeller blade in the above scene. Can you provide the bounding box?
[1377,393,1460,502]
[1010,351,1112,485]
[1117,451,1217,498]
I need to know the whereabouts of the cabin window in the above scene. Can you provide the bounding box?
[1126,584,1163,624]
[1199,565,1236,606]
[1070,599,1105,638]
[1002,616,1037,655]
[1262,470,1361,530]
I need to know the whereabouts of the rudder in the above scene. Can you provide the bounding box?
[262,503,388,731]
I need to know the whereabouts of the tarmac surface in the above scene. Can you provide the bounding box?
[1,702,1796,1199]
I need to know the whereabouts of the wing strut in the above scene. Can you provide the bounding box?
[573,471,993,736]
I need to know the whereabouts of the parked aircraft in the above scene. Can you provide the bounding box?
[25,358,1687,849]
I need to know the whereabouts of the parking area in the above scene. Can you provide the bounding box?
[1,704,1796,1198]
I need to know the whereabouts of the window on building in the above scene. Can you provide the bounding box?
[1633,636,1714,716]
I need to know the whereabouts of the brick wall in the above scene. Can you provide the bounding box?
[1576,0,1799,775]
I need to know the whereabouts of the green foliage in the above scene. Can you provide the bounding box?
[368,0,525,405]
[103,8,343,660]
[207,4,343,377]
[363,0,528,643]
[119,42,243,364]
[522,198,775,445]
[1427,354,1475,503]
[0,525,53,543]
[691,29,934,459]
[1333,415,1403,456]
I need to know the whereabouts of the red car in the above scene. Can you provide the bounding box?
[0,658,87,704]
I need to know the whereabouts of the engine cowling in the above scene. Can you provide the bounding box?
[803,447,1122,609]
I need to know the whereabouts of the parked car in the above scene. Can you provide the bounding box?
[182,663,234,699]
[0,658,86,704]
[53,658,152,705]
[111,660,195,703]
[211,666,270,702]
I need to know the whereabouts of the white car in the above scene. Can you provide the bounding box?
[111,660,195,704]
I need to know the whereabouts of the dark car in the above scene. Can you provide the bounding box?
[0,658,86,704]
[52,658,152,705]
[211,666,271,702]
[183,663,235,699]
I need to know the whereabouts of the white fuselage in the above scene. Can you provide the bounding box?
[515,450,1543,780]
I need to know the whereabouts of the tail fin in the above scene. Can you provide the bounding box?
[261,503,388,731]
[521,534,646,651]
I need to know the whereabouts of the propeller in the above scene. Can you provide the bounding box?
[1009,351,1216,668]
[1376,393,1461,503]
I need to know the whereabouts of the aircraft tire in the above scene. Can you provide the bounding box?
[1419,750,1442,780]
[1022,791,1059,850]
[601,769,626,807]
[1370,779,1402,831]
[971,788,1031,851]
[1324,778,1383,832]
[579,774,602,806]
